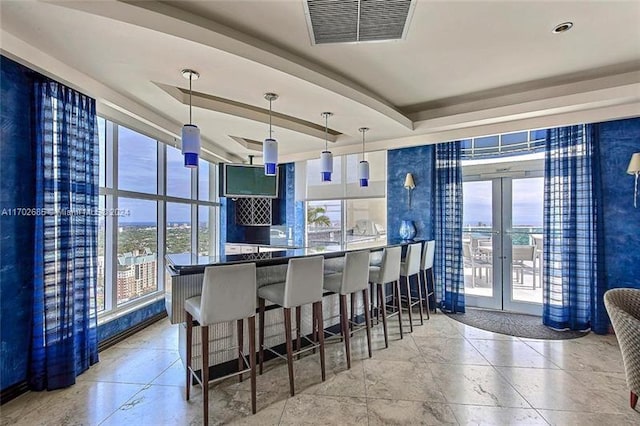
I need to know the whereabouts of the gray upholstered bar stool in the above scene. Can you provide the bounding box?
[368,246,402,348]
[420,240,436,318]
[323,250,373,369]
[184,263,257,426]
[400,242,424,331]
[257,256,326,397]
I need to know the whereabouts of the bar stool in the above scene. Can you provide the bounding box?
[257,256,326,397]
[368,246,402,348]
[400,242,424,331]
[184,263,257,426]
[420,240,436,318]
[323,250,373,369]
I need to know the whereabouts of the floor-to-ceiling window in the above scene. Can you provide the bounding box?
[302,151,387,249]
[97,117,219,319]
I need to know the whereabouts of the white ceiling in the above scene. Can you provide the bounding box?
[1,0,639,163]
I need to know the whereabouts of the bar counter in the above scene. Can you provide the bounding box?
[165,238,422,376]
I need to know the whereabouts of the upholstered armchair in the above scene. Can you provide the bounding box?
[604,288,640,409]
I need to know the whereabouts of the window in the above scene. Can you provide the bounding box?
[98,118,219,319]
[116,198,158,306]
[166,202,192,256]
[97,195,106,312]
[118,126,158,194]
[166,145,192,199]
[303,151,387,249]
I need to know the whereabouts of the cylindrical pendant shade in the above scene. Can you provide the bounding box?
[182,124,200,168]
[321,150,333,182]
[359,160,370,187]
[263,138,278,176]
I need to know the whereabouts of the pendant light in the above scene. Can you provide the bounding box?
[263,93,279,176]
[358,127,370,187]
[181,69,200,168]
[320,112,333,182]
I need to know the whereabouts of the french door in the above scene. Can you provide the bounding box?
[463,176,544,315]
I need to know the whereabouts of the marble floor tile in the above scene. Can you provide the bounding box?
[364,359,445,402]
[496,366,623,413]
[414,337,491,366]
[449,404,549,425]
[114,319,179,351]
[0,381,144,426]
[455,324,519,341]
[151,359,186,387]
[565,369,632,414]
[101,383,283,426]
[77,347,180,385]
[468,339,560,369]
[279,394,367,425]
[302,359,366,398]
[367,398,457,425]
[410,316,465,339]
[523,339,625,373]
[430,364,531,408]
[537,409,640,426]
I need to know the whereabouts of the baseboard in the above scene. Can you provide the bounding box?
[0,380,29,405]
[98,311,167,351]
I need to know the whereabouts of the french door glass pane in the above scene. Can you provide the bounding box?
[166,202,192,256]
[510,177,543,304]
[116,198,158,306]
[462,180,494,298]
[307,200,341,248]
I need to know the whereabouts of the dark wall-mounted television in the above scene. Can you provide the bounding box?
[220,164,279,198]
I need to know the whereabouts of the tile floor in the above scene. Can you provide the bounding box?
[2,313,639,425]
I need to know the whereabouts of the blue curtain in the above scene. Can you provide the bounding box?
[30,81,99,390]
[543,125,607,333]
[434,141,465,313]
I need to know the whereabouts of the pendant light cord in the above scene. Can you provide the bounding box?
[269,98,273,139]
[324,114,328,151]
[188,75,192,125]
[362,129,365,155]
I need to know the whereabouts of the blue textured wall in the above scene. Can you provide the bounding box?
[0,56,37,391]
[97,300,166,342]
[597,118,640,290]
[282,163,304,246]
[387,145,435,240]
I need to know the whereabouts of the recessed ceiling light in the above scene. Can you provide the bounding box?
[553,22,573,34]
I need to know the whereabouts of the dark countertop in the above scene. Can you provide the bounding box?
[166,238,425,275]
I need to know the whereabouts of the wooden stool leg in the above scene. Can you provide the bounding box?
[396,280,404,339]
[363,288,372,358]
[237,319,244,382]
[416,273,424,325]
[296,306,302,359]
[405,276,414,333]
[423,270,430,320]
[431,268,437,314]
[248,316,257,415]
[185,312,192,401]
[340,294,351,369]
[350,293,356,331]
[201,325,209,426]
[378,284,389,348]
[283,308,295,396]
[258,298,265,375]
[315,301,326,381]
[338,295,345,343]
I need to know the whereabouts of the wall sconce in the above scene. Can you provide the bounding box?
[404,173,415,208]
[627,152,640,208]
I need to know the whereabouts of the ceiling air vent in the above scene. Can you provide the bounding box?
[304,0,415,45]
